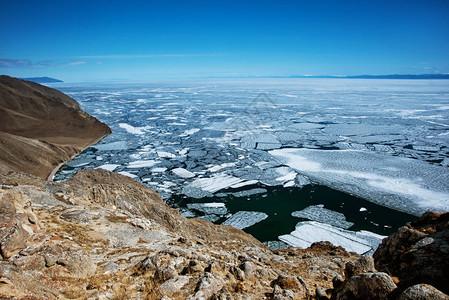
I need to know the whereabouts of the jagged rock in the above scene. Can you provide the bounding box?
[344,256,376,278]
[240,260,255,278]
[188,272,225,300]
[398,284,449,300]
[332,274,344,289]
[374,211,449,294]
[316,286,330,300]
[272,284,295,300]
[271,275,308,299]
[332,272,397,300]
[159,276,190,296]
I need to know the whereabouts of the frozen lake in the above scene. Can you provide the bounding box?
[52,78,449,252]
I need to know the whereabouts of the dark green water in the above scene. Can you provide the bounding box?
[169,184,419,243]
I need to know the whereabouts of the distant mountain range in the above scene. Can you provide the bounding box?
[245,74,449,79]
[19,76,63,83]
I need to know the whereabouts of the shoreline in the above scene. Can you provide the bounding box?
[46,132,111,181]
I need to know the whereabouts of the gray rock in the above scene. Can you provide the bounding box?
[316,286,330,300]
[398,284,449,300]
[333,272,397,300]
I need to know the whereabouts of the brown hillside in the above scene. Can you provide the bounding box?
[0,75,111,179]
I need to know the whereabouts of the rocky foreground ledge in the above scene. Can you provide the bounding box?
[0,170,448,299]
[0,77,448,299]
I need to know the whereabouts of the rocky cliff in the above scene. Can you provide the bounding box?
[0,75,111,179]
[0,78,447,299]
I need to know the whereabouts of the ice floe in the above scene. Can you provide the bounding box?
[157,151,177,158]
[190,173,244,193]
[187,202,227,215]
[172,168,195,179]
[97,164,120,171]
[119,123,153,135]
[270,148,449,215]
[279,221,385,255]
[222,211,268,229]
[93,141,127,151]
[127,160,158,168]
[291,205,354,229]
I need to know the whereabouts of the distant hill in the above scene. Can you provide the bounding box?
[288,74,449,79]
[0,75,110,179]
[19,76,63,83]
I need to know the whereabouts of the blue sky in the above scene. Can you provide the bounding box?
[1,0,448,82]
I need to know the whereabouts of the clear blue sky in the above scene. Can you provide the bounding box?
[1,0,448,82]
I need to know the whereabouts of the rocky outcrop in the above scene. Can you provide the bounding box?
[323,212,449,300]
[373,211,449,295]
[0,170,360,299]
[0,75,110,179]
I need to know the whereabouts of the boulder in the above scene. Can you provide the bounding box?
[398,284,449,300]
[332,272,397,300]
[374,211,449,294]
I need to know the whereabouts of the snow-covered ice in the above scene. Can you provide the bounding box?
[97,164,120,171]
[291,205,354,229]
[190,173,245,193]
[119,123,153,135]
[222,211,268,229]
[187,202,227,215]
[279,221,385,255]
[127,160,158,168]
[172,168,195,179]
[270,148,449,215]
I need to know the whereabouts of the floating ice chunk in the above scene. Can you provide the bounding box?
[127,160,158,168]
[325,124,404,136]
[157,151,177,158]
[296,174,312,187]
[284,181,295,187]
[97,164,120,171]
[270,148,449,216]
[291,205,354,229]
[240,133,281,150]
[190,173,244,193]
[231,188,267,197]
[207,162,237,172]
[93,141,127,151]
[119,123,152,135]
[187,202,227,215]
[290,123,325,130]
[222,211,268,229]
[181,186,214,199]
[373,144,395,153]
[172,168,195,179]
[335,142,369,151]
[354,135,404,144]
[181,128,200,136]
[359,207,368,212]
[279,221,385,255]
[412,145,440,152]
[118,171,138,179]
[230,180,259,189]
[151,167,167,173]
[276,171,297,182]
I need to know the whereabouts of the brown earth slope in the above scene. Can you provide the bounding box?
[0,75,111,179]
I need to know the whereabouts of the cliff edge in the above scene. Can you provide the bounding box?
[0,75,111,179]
